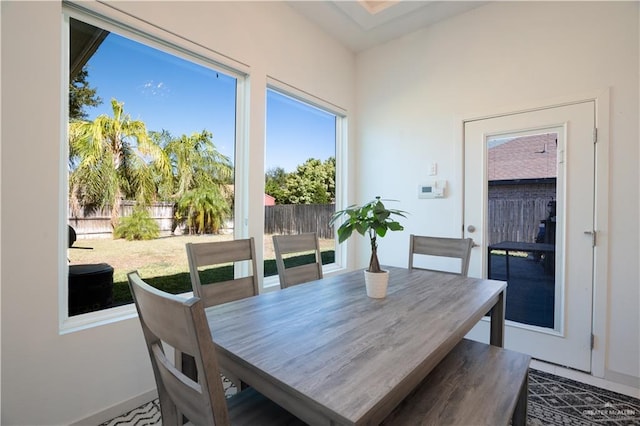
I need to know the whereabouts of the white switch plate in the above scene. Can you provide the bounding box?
[428,162,437,176]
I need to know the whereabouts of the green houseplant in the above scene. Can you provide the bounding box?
[330,197,407,297]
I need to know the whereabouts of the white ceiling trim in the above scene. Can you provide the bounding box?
[287,1,488,52]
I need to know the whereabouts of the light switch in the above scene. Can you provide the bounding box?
[428,162,437,176]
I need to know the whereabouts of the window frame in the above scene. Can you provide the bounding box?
[262,78,348,290]
[60,4,249,333]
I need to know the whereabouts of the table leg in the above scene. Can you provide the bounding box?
[505,249,510,282]
[490,290,505,347]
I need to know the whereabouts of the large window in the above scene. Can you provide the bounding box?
[66,14,240,318]
[264,87,342,282]
[63,9,348,324]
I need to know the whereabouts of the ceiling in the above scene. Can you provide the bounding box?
[69,1,487,75]
[287,1,487,53]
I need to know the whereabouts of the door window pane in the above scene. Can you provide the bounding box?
[486,132,558,328]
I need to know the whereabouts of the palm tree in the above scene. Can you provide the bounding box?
[69,99,171,229]
[177,187,231,234]
[163,130,233,234]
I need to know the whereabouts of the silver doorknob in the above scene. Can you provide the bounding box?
[467,225,476,233]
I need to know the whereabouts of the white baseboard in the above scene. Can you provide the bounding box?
[70,389,158,426]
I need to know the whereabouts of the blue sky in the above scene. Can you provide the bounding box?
[266,89,336,173]
[84,32,335,172]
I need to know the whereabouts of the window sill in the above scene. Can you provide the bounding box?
[60,290,195,334]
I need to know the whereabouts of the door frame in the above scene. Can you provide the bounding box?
[456,89,609,377]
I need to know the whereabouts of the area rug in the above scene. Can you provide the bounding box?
[100,369,640,426]
[527,369,639,425]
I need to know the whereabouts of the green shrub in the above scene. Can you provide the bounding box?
[114,209,160,241]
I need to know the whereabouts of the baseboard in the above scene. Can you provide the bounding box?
[531,359,640,399]
[604,368,640,391]
[69,389,158,426]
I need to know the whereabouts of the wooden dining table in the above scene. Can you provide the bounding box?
[205,266,506,425]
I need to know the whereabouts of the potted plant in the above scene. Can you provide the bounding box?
[330,196,407,298]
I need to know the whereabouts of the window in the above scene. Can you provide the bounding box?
[66,13,241,319]
[263,86,344,282]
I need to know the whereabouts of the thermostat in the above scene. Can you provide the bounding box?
[418,180,446,199]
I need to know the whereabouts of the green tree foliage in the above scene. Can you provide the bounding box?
[265,167,288,204]
[265,157,335,205]
[161,130,233,234]
[69,99,171,229]
[113,208,160,241]
[177,187,231,235]
[69,66,102,120]
[69,100,233,238]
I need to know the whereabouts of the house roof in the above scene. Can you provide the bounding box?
[70,18,109,79]
[488,133,558,181]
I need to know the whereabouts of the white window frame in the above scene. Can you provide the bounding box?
[60,3,249,333]
[262,78,348,290]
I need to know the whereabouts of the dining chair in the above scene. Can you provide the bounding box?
[127,271,304,426]
[186,238,259,307]
[185,238,259,388]
[272,233,323,289]
[408,234,474,276]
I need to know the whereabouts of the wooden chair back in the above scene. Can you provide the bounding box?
[186,238,259,307]
[272,233,323,289]
[408,234,474,276]
[128,271,229,426]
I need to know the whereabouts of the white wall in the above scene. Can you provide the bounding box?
[0,1,355,424]
[356,1,639,385]
[2,1,638,424]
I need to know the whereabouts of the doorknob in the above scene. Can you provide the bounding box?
[467,225,476,233]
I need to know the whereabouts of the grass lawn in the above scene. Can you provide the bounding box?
[69,234,335,306]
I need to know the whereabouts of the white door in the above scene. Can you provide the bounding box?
[464,101,595,372]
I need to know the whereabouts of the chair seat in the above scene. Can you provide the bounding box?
[227,387,306,425]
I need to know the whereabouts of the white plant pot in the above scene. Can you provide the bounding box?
[364,269,389,298]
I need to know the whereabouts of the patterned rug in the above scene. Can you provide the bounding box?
[527,369,639,425]
[101,369,640,426]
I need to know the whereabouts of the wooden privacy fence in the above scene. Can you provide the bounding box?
[69,201,176,237]
[70,198,545,244]
[69,202,335,239]
[264,204,335,239]
[487,198,550,246]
